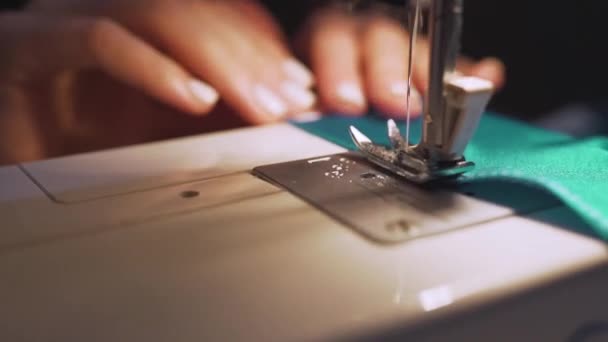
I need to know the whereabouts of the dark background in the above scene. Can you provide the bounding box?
[2,0,606,122]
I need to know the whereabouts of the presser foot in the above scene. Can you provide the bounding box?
[349,119,474,184]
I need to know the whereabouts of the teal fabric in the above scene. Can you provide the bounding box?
[294,113,608,239]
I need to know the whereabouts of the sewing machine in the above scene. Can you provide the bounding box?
[1,0,608,341]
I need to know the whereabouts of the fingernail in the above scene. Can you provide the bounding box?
[254,85,288,118]
[291,111,322,123]
[189,80,219,105]
[283,59,314,87]
[281,81,317,109]
[337,82,366,107]
[391,81,422,113]
[389,81,408,96]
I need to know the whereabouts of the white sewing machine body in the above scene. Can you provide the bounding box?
[1,123,608,341]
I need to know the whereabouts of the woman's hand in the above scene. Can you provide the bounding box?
[6,0,316,122]
[0,0,317,164]
[296,6,505,118]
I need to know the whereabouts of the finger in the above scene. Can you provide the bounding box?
[219,1,317,117]
[0,87,45,164]
[229,1,315,88]
[231,0,285,42]
[304,9,367,116]
[257,36,316,90]
[0,14,218,115]
[83,18,219,115]
[251,36,317,114]
[458,57,506,90]
[150,4,315,124]
[361,16,423,118]
[226,3,317,114]
[153,9,286,123]
[241,35,317,120]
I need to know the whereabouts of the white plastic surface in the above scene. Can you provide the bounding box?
[22,124,344,203]
[1,125,608,341]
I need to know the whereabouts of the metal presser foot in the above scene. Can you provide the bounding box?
[349,119,475,184]
[350,75,494,184]
[349,0,494,184]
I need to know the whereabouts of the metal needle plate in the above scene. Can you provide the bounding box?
[253,153,557,244]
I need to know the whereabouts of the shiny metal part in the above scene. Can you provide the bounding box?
[254,153,544,244]
[350,0,494,183]
[349,121,474,183]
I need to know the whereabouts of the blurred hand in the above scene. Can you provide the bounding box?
[0,0,317,163]
[296,6,505,118]
[3,0,316,122]
[0,1,506,165]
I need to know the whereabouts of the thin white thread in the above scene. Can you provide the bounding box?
[405,0,420,149]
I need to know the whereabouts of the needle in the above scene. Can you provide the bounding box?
[405,0,421,150]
